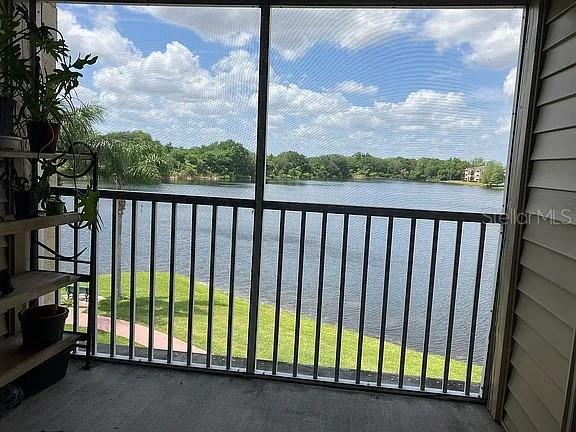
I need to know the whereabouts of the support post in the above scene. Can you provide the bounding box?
[246,2,271,374]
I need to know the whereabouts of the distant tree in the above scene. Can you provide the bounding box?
[481,161,505,187]
[308,154,350,179]
[267,151,311,179]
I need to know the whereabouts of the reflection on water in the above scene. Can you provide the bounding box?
[60,179,504,366]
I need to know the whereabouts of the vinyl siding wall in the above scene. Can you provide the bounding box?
[502,1,576,431]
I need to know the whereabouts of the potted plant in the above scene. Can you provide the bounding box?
[8,174,39,219]
[0,3,97,152]
[6,156,57,219]
[18,304,69,347]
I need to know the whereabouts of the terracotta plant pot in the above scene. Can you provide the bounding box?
[26,121,60,153]
[18,305,69,347]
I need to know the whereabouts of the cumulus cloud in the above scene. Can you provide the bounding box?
[335,81,378,96]
[58,7,140,66]
[59,6,513,160]
[129,6,522,68]
[88,42,259,147]
[129,7,413,60]
[503,67,518,98]
[422,9,523,69]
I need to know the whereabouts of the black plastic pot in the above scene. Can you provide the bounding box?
[13,190,39,220]
[26,121,60,153]
[0,98,15,136]
[18,305,69,348]
[16,349,71,397]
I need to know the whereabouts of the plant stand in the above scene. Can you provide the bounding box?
[0,150,98,387]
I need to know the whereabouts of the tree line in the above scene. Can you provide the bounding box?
[96,130,504,186]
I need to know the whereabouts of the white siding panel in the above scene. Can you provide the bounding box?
[508,370,561,431]
[520,241,576,295]
[534,96,576,132]
[504,393,538,432]
[529,160,576,192]
[526,187,576,225]
[523,215,576,260]
[537,66,576,106]
[515,293,572,359]
[531,127,576,160]
[518,268,576,327]
[504,1,576,429]
[547,0,576,22]
[541,35,576,78]
[511,344,565,422]
[513,318,568,390]
[544,6,576,49]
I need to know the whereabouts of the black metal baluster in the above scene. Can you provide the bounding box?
[128,200,137,359]
[356,215,372,384]
[110,199,117,358]
[226,207,238,370]
[206,206,218,367]
[420,219,440,391]
[377,217,394,386]
[334,214,350,382]
[167,202,177,363]
[293,212,307,377]
[399,218,417,388]
[313,212,328,380]
[54,225,60,304]
[465,223,486,395]
[148,202,157,362]
[73,197,79,334]
[443,221,464,393]
[187,204,197,366]
[272,210,286,375]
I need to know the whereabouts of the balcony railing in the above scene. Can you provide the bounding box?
[48,187,504,400]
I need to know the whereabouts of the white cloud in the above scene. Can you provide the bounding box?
[58,7,140,66]
[264,86,490,157]
[129,7,413,60]
[335,81,378,96]
[128,6,521,68]
[61,6,513,161]
[422,9,523,69]
[503,67,517,98]
[89,42,259,147]
[495,116,512,136]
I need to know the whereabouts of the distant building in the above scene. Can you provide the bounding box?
[464,167,485,182]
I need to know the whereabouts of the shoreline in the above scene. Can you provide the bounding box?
[84,177,505,189]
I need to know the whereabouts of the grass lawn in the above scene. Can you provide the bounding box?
[97,272,482,382]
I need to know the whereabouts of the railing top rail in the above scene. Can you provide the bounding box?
[54,187,505,223]
[53,187,257,209]
[265,201,505,223]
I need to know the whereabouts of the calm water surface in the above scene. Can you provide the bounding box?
[61,180,504,366]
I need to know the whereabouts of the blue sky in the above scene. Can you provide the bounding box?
[59,5,523,162]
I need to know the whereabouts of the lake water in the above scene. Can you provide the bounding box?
[60,179,504,366]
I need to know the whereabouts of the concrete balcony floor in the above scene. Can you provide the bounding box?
[0,360,502,432]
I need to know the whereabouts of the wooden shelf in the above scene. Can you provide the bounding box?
[0,212,80,236]
[0,332,84,388]
[0,271,81,315]
[0,151,93,160]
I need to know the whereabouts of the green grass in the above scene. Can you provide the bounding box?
[97,272,482,382]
